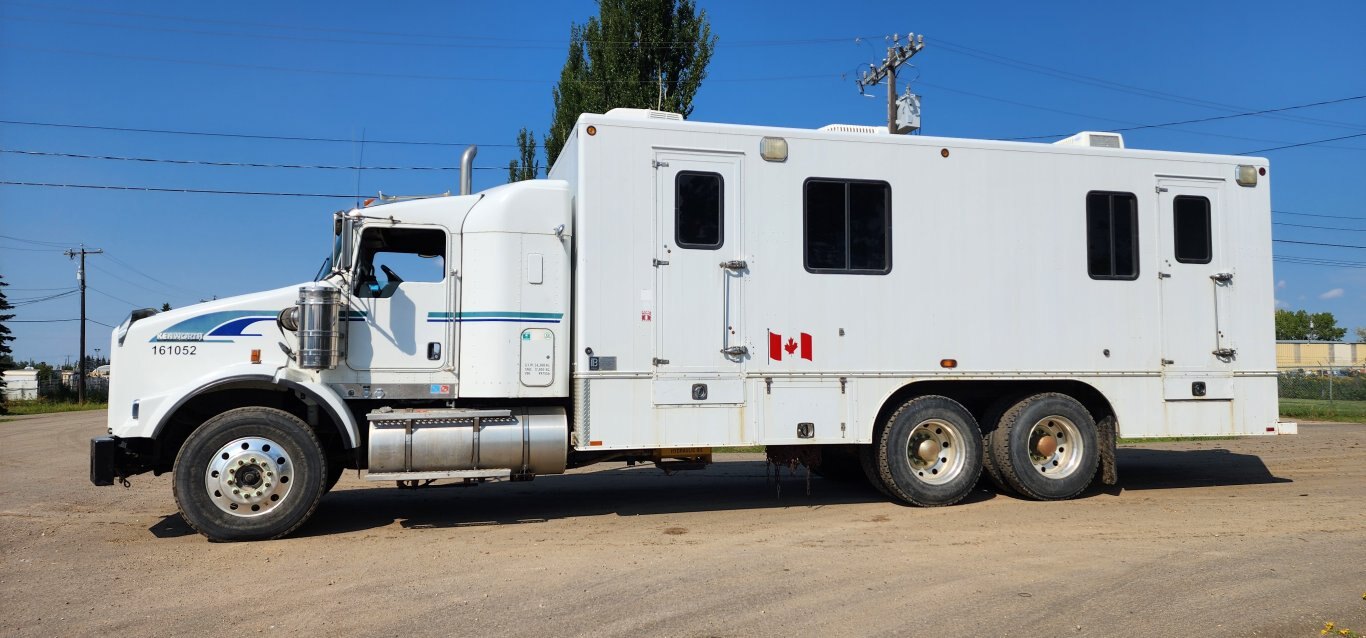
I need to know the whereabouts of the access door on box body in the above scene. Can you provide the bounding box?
[651,151,746,407]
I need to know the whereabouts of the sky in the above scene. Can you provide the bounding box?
[1,0,1364,364]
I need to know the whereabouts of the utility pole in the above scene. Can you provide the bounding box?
[64,244,103,403]
[857,33,926,134]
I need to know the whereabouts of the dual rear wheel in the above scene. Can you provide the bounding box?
[864,393,1099,506]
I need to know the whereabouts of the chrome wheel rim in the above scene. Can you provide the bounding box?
[1028,416,1083,480]
[204,437,294,517]
[905,418,965,485]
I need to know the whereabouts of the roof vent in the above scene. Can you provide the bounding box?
[1053,131,1124,149]
[603,108,684,121]
[819,124,888,135]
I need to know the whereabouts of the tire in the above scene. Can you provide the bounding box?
[173,407,328,542]
[978,395,1021,495]
[324,461,346,494]
[872,395,983,507]
[988,393,1099,501]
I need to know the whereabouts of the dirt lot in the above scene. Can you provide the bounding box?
[2,411,1363,637]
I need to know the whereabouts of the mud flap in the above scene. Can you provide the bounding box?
[1097,416,1119,486]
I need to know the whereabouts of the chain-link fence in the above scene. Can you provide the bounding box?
[1278,371,1366,402]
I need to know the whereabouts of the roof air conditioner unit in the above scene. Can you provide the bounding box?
[819,124,888,135]
[1053,131,1125,149]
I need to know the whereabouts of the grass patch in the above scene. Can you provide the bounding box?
[3,401,109,416]
[1278,398,1366,423]
[714,445,765,454]
[1118,436,1237,444]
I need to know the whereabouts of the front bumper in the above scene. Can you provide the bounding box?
[90,436,154,486]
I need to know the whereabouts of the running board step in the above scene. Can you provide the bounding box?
[365,469,513,482]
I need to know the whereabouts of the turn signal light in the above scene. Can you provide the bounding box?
[250,349,261,364]
[940,359,958,369]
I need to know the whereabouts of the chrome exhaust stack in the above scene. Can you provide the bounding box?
[460,145,478,195]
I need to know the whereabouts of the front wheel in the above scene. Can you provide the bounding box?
[872,395,983,507]
[173,407,327,542]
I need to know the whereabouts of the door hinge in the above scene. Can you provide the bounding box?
[1157,272,1171,279]
[1210,272,1234,284]
[652,357,670,366]
[1212,348,1237,360]
[1156,186,1169,193]
[765,377,772,395]
[1161,359,1175,366]
[720,346,748,357]
[719,260,748,271]
[652,258,670,267]
[652,160,670,169]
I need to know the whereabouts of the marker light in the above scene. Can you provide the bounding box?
[586,125,597,136]
[940,359,958,369]
[250,349,262,364]
[1236,165,1258,187]
[760,137,788,162]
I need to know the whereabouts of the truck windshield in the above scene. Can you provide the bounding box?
[314,231,342,281]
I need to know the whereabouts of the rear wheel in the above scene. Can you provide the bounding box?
[872,395,983,507]
[988,393,1098,500]
[173,407,327,541]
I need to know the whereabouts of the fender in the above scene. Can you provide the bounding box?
[147,366,359,448]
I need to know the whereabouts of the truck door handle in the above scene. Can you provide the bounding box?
[720,346,748,357]
[427,342,442,360]
[1210,272,1233,284]
[720,260,748,271]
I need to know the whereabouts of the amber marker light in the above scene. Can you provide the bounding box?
[586,125,597,136]
[940,359,958,369]
[250,349,262,364]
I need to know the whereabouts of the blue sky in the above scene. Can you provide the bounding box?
[1,0,1363,363]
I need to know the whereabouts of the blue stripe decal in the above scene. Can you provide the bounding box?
[427,311,563,324]
[151,310,279,342]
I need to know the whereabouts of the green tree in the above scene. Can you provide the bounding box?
[161,302,172,312]
[1355,326,1366,343]
[0,275,13,414]
[541,0,716,166]
[1275,309,1346,341]
[506,127,540,182]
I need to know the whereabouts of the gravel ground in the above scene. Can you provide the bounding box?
[2,410,1363,637]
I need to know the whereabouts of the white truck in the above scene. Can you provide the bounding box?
[91,109,1286,541]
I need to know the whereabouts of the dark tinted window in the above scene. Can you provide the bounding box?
[675,171,723,249]
[1085,191,1139,280]
[804,179,891,274]
[354,227,446,298]
[1173,195,1212,264]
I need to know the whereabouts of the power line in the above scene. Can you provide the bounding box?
[1273,238,1366,250]
[1274,221,1366,233]
[0,233,76,247]
[0,180,358,198]
[88,263,187,299]
[932,37,1365,132]
[1275,210,1366,221]
[0,118,511,147]
[8,318,83,322]
[1239,133,1366,155]
[1003,95,1366,141]
[1,44,835,86]
[2,5,866,49]
[103,253,202,296]
[0,147,518,171]
[88,286,146,308]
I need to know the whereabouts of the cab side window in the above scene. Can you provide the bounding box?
[353,227,446,298]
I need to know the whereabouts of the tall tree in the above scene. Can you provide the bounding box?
[161,302,172,312]
[1275,309,1346,341]
[1355,326,1366,343]
[507,127,540,182]
[0,275,14,414]
[542,0,716,166]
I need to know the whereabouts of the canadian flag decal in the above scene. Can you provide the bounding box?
[768,331,812,361]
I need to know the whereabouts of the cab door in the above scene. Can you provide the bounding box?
[652,151,745,406]
[347,225,453,373]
